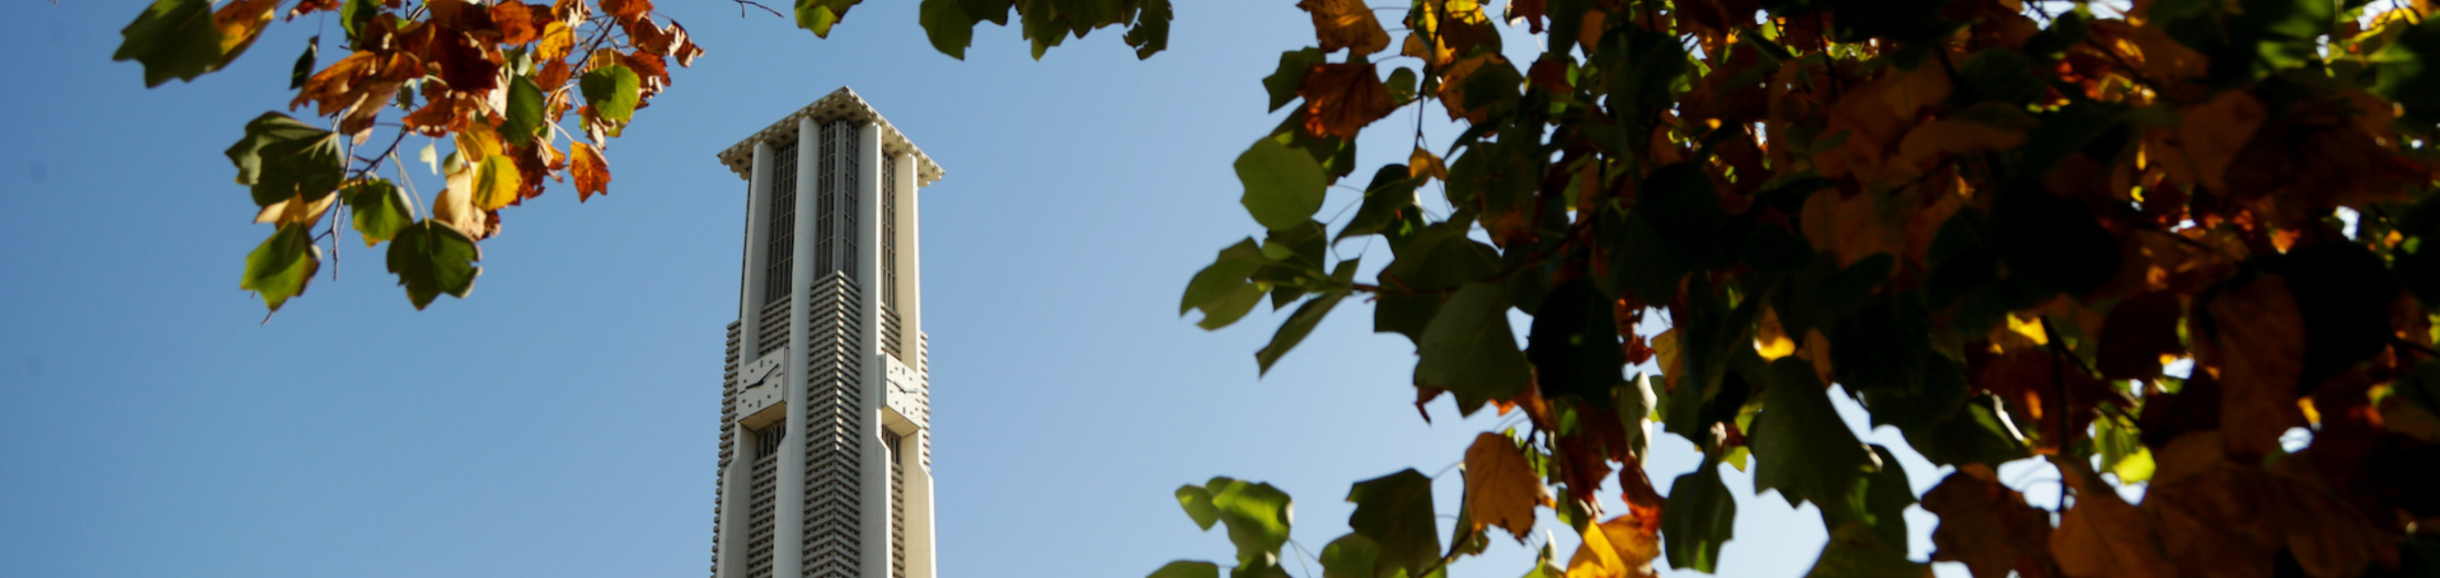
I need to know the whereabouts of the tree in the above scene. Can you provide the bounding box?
[112,0,2440,577]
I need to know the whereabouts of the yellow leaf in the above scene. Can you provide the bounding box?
[213,0,281,58]
[1411,146,1449,183]
[538,21,575,61]
[1564,514,1660,578]
[570,141,610,202]
[435,154,487,237]
[1754,308,1796,360]
[1462,432,1549,540]
[473,154,523,210]
[253,191,338,227]
[456,121,505,163]
[1652,328,1682,394]
[1297,0,1391,56]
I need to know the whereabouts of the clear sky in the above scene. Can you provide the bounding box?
[0,2,2003,577]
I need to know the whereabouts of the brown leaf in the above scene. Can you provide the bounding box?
[289,50,422,140]
[1924,466,2058,578]
[253,190,339,228]
[2196,274,2307,461]
[599,0,653,26]
[666,21,704,67]
[1297,0,1391,56]
[1411,146,1449,182]
[2145,90,2264,194]
[2096,291,2185,380]
[2090,21,2208,83]
[570,140,609,202]
[1564,513,1661,578]
[1463,432,1549,540]
[1897,116,2028,170]
[2049,458,2177,578]
[2144,458,2390,578]
[1298,62,1399,139]
[1436,53,1513,123]
[424,26,502,93]
[1967,344,2117,451]
[213,0,281,61]
[2223,106,2428,219]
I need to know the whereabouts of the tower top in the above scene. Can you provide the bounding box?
[714,86,945,186]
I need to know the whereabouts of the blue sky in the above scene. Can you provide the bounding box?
[0,2,1998,577]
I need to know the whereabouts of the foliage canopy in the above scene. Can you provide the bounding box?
[111,0,2440,576]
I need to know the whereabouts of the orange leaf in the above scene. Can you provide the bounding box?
[2195,274,2307,461]
[1298,62,1399,138]
[600,0,653,26]
[1297,0,1391,56]
[492,2,544,45]
[290,50,422,140]
[1410,146,1449,182]
[570,141,609,201]
[1462,432,1549,540]
[1563,514,1660,578]
[213,0,281,59]
[1923,465,2058,578]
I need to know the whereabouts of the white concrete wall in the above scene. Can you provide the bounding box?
[776,116,820,578]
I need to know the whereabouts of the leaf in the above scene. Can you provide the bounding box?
[242,223,323,312]
[1339,165,1418,243]
[1264,48,1327,113]
[2096,291,2184,380]
[2049,459,2176,578]
[115,0,224,87]
[1803,521,1929,578]
[1146,561,1219,578]
[290,36,318,90]
[1181,239,1271,329]
[1235,137,1328,231]
[2145,90,2264,194]
[386,220,481,310]
[1922,466,2057,578]
[211,0,280,69]
[1346,469,1441,578]
[1205,477,1294,567]
[1661,459,1736,573]
[1529,279,1627,403]
[1565,513,1661,578]
[1176,484,1220,531]
[1317,534,1380,578]
[225,113,345,208]
[919,0,975,58]
[581,64,642,125]
[2196,274,2306,460]
[794,0,858,37]
[502,75,547,147]
[1751,357,1871,509]
[342,179,414,247]
[1123,0,1174,59]
[1256,280,1350,374]
[1300,62,1400,139]
[1298,0,1391,56]
[1462,432,1547,540]
[570,141,610,201]
[472,154,523,211]
[1418,283,1532,412]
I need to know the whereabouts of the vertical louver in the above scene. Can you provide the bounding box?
[765,140,798,306]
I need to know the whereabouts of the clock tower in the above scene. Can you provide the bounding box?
[708,87,939,578]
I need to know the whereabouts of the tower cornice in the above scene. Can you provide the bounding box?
[715,86,944,187]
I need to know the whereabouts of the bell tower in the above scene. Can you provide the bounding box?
[709,87,939,578]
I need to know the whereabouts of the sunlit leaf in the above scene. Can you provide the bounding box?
[386,219,481,310]
[242,223,322,312]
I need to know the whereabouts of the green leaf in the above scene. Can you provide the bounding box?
[581,65,642,125]
[1338,165,1418,243]
[1318,534,1380,578]
[1900,394,2032,468]
[2094,412,2155,483]
[1346,469,1440,577]
[1124,0,1172,59]
[225,113,346,207]
[1147,561,1220,578]
[1529,278,1626,404]
[1802,522,1928,578]
[1375,222,1500,345]
[1822,445,1914,549]
[387,220,482,310]
[502,75,546,148]
[795,0,858,37]
[1662,458,1737,573]
[1235,137,1328,232]
[1206,477,1293,567]
[473,154,521,210]
[114,0,224,87]
[342,179,415,247]
[340,0,378,45]
[1264,48,1326,112]
[1256,277,1352,375]
[1417,283,1531,414]
[242,223,323,312]
[2374,16,2440,126]
[290,36,318,90]
[1176,484,1220,531]
[1386,67,1419,104]
[1751,357,1870,509]
[918,0,976,59]
[1182,239,1271,329]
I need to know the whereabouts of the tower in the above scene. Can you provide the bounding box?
[710,87,940,578]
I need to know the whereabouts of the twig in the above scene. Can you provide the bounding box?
[731,0,783,18]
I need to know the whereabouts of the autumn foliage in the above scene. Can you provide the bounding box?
[112,0,2440,576]
[1175,0,2440,577]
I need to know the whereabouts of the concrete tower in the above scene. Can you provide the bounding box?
[709,87,939,578]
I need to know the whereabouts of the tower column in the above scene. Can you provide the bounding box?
[719,140,778,578]
[776,117,819,578]
[854,121,890,578]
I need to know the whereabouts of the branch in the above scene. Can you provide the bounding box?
[730,0,784,18]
